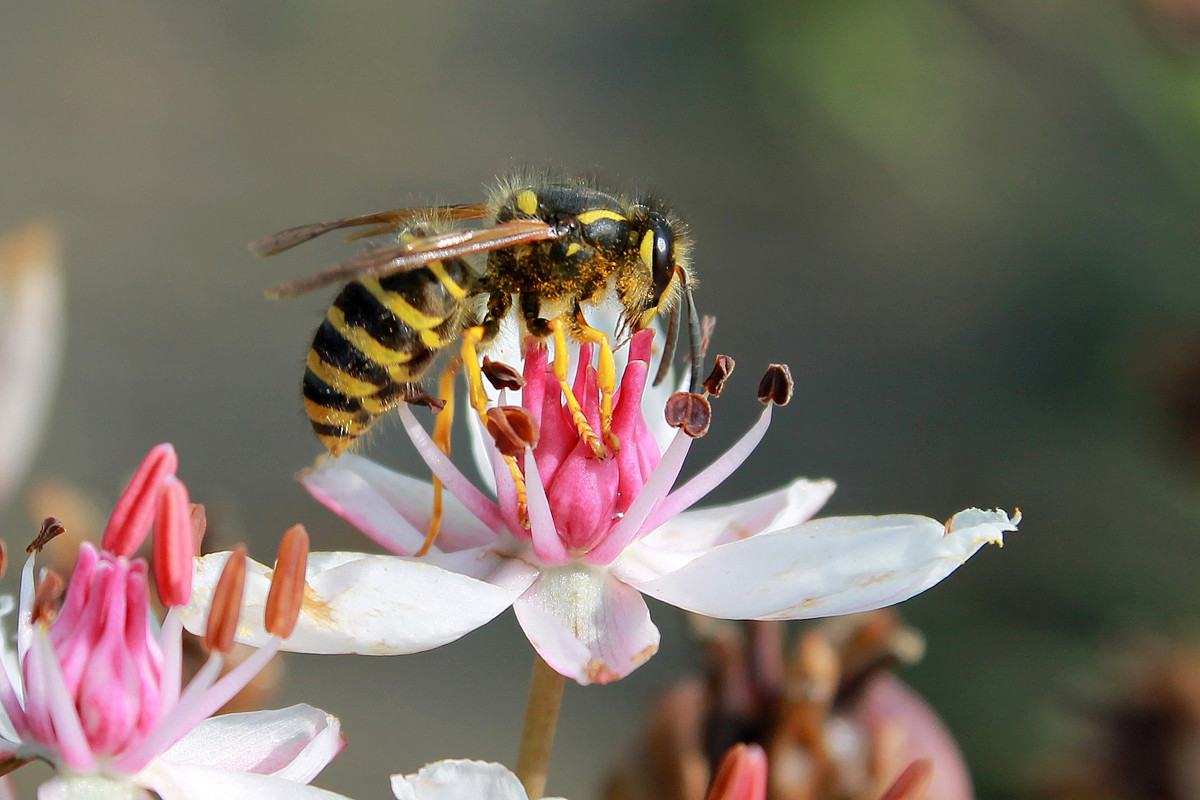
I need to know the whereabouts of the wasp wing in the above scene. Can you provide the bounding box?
[266,218,560,299]
[250,204,490,257]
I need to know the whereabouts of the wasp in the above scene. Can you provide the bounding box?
[254,174,704,463]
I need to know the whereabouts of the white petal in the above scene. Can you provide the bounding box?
[638,477,837,554]
[139,761,353,800]
[160,704,342,783]
[629,509,1018,620]
[301,454,496,555]
[37,776,146,800]
[181,551,536,655]
[512,567,659,685]
[391,759,529,800]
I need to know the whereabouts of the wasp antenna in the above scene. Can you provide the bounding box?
[683,274,704,394]
[653,302,680,387]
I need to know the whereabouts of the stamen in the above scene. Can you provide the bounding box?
[585,430,695,565]
[30,630,96,771]
[103,443,177,557]
[664,392,712,438]
[877,760,933,800]
[523,451,570,565]
[31,569,64,626]
[265,525,309,640]
[757,363,793,406]
[640,404,775,535]
[703,354,735,397]
[482,357,526,391]
[404,388,448,413]
[398,404,509,533]
[153,477,194,608]
[26,517,65,554]
[486,406,540,457]
[204,545,246,655]
[0,539,7,579]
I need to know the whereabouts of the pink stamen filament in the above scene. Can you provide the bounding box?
[583,429,695,566]
[155,611,183,723]
[29,631,95,771]
[522,450,570,565]
[115,639,281,775]
[399,404,509,534]
[638,403,774,536]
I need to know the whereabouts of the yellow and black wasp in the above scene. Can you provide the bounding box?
[253,174,704,462]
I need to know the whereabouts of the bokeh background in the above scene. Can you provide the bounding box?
[3,1,1200,797]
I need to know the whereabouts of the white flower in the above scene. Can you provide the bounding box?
[391,759,565,800]
[183,330,1018,685]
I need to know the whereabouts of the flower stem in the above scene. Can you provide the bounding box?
[516,654,566,799]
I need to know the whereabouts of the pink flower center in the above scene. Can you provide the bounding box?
[35,542,164,760]
[516,329,662,559]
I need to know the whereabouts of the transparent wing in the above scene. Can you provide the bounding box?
[266,218,561,299]
[250,204,490,257]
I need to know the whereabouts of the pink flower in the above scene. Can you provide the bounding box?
[0,445,348,800]
[185,329,1017,685]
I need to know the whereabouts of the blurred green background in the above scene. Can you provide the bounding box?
[4,1,1200,797]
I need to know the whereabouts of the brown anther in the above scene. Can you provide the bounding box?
[485,406,540,457]
[0,540,8,579]
[877,759,933,800]
[703,355,735,397]
[482,357,526,391]
[190,503,208,551]
[404,390,447,414]
[32,569,65,625]
[265,524,309,640]
[757,363,793,406]
[204,545,247,655]
[665,392,712,438]
[27,517,65,554]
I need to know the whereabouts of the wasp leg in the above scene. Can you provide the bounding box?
[531,304,606,459]
[572,311,619,454]
[416,363,459,557]
[461,292,530,527]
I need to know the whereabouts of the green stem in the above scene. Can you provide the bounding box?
[515,654,566,799]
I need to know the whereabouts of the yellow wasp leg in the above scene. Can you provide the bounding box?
[416,365,459,558]
[549,317,607,458]
[573,313,619,454]
[461,325,530,528]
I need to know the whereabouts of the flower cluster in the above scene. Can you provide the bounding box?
[0,445,346,800]
[7,320,1016,798]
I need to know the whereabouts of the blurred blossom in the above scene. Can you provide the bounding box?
[604,612,973,800]
[1037,638,1200,800]
[0,222,63,507]
[185,327,1015,685]
[0,445,347,800]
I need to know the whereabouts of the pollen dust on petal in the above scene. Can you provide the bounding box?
[301,584,336,627]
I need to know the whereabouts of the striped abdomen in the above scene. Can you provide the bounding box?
[303,258,473,455]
